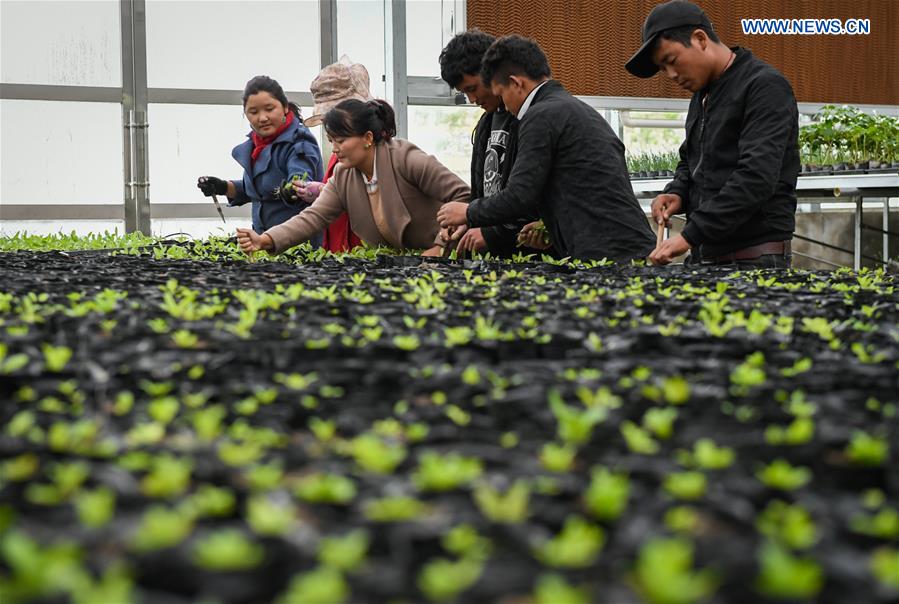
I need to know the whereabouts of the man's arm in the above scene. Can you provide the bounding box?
[465,112,554,228]
[681,74,797,246]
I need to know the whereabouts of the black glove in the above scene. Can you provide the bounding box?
[272,179,298,205]
[197,176,228,197]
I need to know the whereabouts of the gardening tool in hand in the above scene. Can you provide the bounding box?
[649,221,665,264]
[211,194,227,224]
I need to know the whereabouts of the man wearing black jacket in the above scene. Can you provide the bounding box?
[437,35,656,262]
[438,30,533,257]
[627,0,799,267]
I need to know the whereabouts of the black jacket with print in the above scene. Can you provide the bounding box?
[664,48,799,258]
[466,80,655,261]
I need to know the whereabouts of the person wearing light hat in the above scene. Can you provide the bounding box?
[627,0,799,268]
[295,58,374,252]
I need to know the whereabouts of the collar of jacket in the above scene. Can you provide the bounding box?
[522,79,562,115]
[233,117,304,175]
[343,139,412,248]
[701,47,750,97]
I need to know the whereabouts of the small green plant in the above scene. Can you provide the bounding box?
[533,573,591,604]
[442,524,492,560]
[845,431,888,466]
[583,467,630,522]
[131,505,194,551]
[540,442,577,473]
[664,472,707,501]
[548,390,606,445]
[755,542,823,599]
[472,480,530,524]
[73,487,115,529]
[141,456,192,498]
[246,495,294,536]
[871,547,899,591]
[757,501,819,550]
[662,375,691,405]
[183,484,235,518]
[363,496,429,522]
[756,459,811,491]
[850,507,899,540]
[192,530,264,571]
[41,343,73,372]
[412,451,483,492]
[318,529,370,571]
[534,516,605,568]
[276,567,349,604]
[642,407,678,440]
[350,434,407,474]
[631,537,718,604]
[621,421,660,455]
[294,473,357,505]
[764,417,815,446]
[690,439,735,470]
[417,556,484,602]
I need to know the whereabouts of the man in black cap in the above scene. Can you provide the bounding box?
[627,0,799,268]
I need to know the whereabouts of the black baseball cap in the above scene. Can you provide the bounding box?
[625,0,713,78]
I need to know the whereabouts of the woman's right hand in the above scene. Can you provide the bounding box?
[236,228,273,255]
[292,180,325,204]
[197,176,228,197]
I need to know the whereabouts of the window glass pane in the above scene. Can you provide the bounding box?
[0,0,121,86]
[146,0,320,91]
[407,105,481,184]
[336,0,387,99]
[147,103,322,204]
[0,100,123,205]
[406,0,443,76]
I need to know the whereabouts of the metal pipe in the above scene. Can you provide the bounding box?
[854,196,862,270]
[619,109,685,129]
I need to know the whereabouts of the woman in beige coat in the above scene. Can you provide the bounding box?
[236,99,470,257]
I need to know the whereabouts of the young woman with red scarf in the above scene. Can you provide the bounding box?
[197,76,324,246]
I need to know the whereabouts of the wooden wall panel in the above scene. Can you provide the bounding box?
[467,0,898,105]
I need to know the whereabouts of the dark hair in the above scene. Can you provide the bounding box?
[242,75,301,119]
[439,29,496,89]
[657,24,720,49]
[323,99,397,143]
[480,35,551,87]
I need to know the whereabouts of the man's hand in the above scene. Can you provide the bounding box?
[516,221,552,250]
[458,227,487,253]
[651,193,683,227]
[436,202,469,228]
[649,234,691,266]
[236,228,274,255]
[421,245,444,257]
[292,180,325,204]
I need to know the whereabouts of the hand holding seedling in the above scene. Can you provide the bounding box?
[292,178,324,204]
[457,227,487,253]
[517,221,552,250]
[651,193,682,228]
[649,234,691,266]
[436,202,469,229]
[236,228,273,255]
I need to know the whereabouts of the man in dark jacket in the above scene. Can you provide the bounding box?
[627,0,799,267]
[437,35,655,262]
[439,30,534,257]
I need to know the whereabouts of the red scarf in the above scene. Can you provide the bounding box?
[321,153,363,252]
[250,111,294,163]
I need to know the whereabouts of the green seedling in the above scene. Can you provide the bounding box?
[756,459,811,491]
[584,467,630,522]
[631,537,718,604]
[540,442,577,473]
[412,451,483,491]
[417,556,484,602]
[534,516,605,568]
[131,505,194,551]
[442,524,492,560]
[664,472,707,501]
[757,501,818,550]
[275,567,349,604]
[845,431,888,466]
[871,547,899,591]
[246,495,294,536]
[473,480,530,524]
[363,496,428,522]
[533,573,591,604]
[192,530,264,571]
[755,542,823,599]
[350,434,407,474]
[318,529,370,571]
[294,473,357,505]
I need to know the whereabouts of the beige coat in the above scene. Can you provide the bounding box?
[264,138,470,253]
